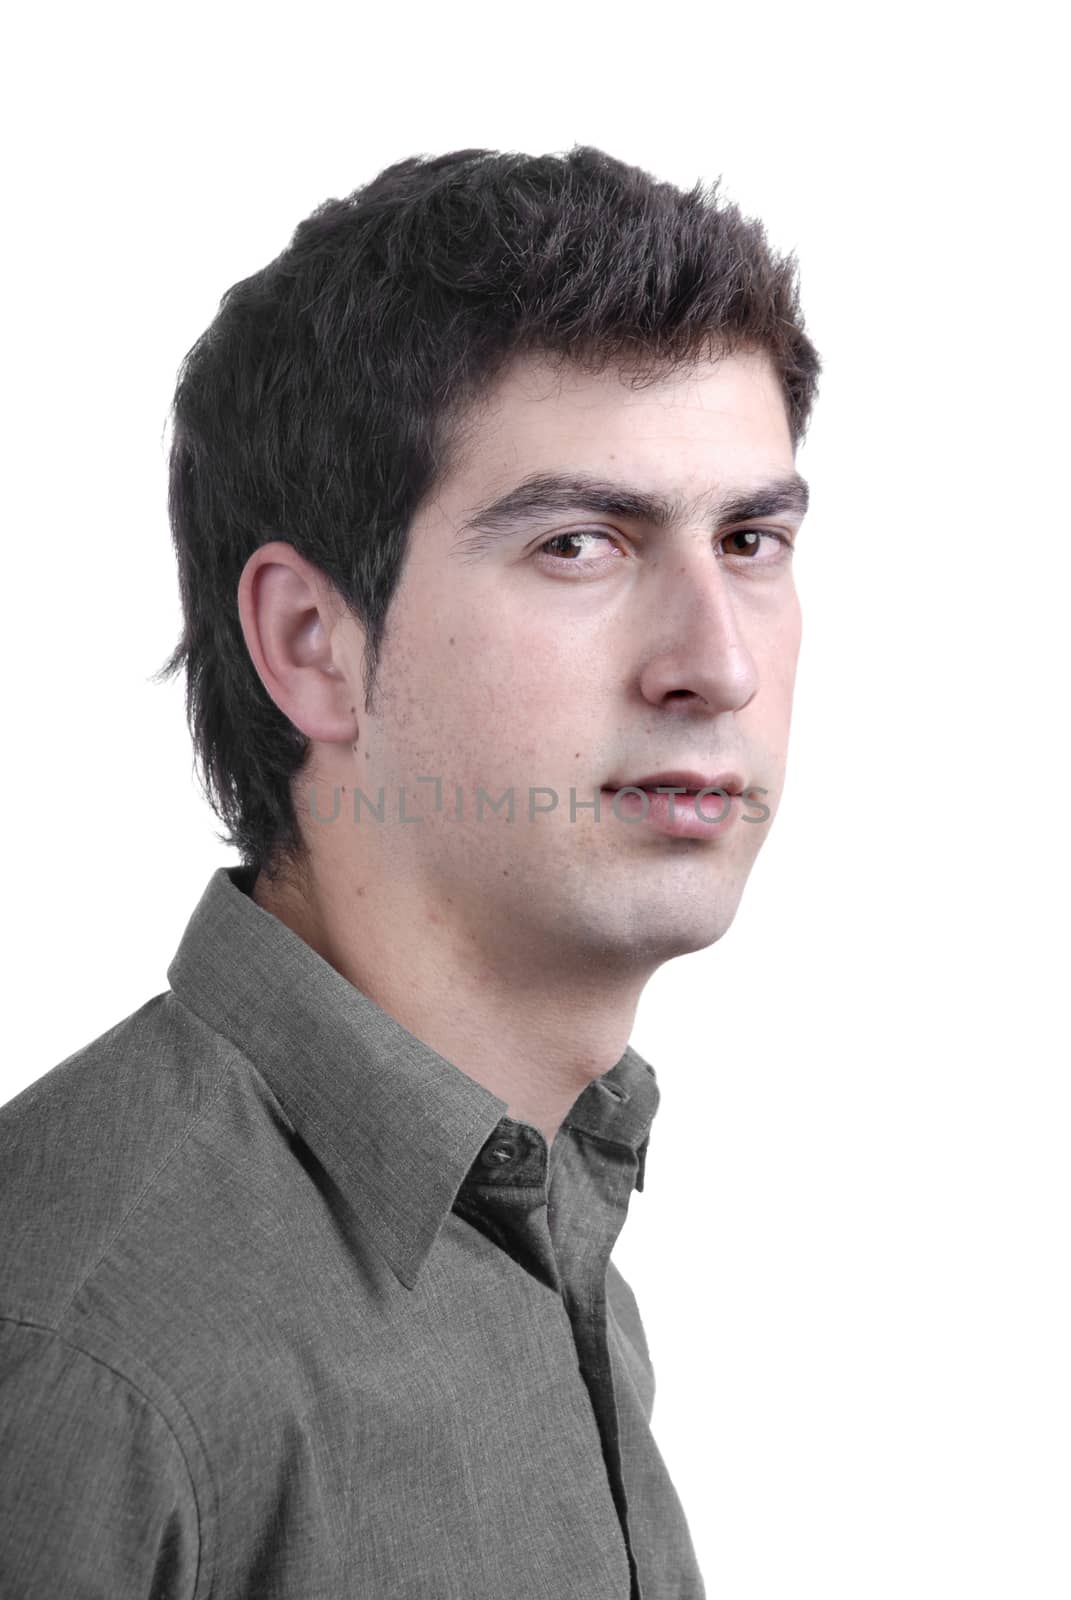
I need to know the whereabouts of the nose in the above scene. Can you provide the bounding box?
[636,546,759,714]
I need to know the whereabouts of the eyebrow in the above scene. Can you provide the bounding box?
[452,469,810,559]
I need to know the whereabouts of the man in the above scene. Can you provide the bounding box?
[0,145,820,1598]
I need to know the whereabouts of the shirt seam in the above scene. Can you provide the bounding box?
[52,1072,232,1325]
[0,1315,213,1600]
[166,990,299,1139]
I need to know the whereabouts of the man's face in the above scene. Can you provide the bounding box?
[331,347,805,973]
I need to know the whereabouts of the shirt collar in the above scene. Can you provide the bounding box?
[167,865,660,1291]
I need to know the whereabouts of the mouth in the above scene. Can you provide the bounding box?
[598,770,745,839]
[603,770,746,796]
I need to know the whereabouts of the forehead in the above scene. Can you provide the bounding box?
[445,347,794,492]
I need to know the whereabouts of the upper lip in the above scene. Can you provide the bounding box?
[605,769,746,794]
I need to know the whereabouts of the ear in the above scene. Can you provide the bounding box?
[236,541,363,745]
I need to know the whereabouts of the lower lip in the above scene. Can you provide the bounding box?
[600,787,740,839]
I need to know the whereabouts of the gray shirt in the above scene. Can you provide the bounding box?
[0,864,705,1598]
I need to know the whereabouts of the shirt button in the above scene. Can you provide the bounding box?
[481,1139,518,1165]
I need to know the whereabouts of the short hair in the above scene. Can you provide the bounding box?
[155,145,823,882]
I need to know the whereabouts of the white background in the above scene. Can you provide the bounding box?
[3,3,1067,1594]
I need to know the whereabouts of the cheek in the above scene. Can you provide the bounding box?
[384,563,609,768]
[385,613,554,763]
[498,622,603,745]
[763,594,803,696]
[452,596,581,706]
[745,613,801,763]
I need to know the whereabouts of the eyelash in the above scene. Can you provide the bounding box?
[533,527,795,572]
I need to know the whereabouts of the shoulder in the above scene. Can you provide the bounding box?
[1,988,229,1137]
[0,991,253,1329]
[0,1315,209,1598]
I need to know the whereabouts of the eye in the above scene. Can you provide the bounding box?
[719,528,795,562]
[533,530,624,570]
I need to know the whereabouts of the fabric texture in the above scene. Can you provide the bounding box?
[0,863,705,1598]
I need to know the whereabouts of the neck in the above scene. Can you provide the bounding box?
[251,849,648,1148]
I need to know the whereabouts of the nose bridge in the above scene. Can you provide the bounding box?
[641,537,757,708]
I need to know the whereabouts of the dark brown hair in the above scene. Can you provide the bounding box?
[155,145,822,881]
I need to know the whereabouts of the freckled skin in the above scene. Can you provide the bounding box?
[241,349,804,1141]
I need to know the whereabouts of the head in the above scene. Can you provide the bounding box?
[158,146,821,975]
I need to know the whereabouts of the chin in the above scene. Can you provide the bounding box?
[663,918,736,958]
[589,903,740,967]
